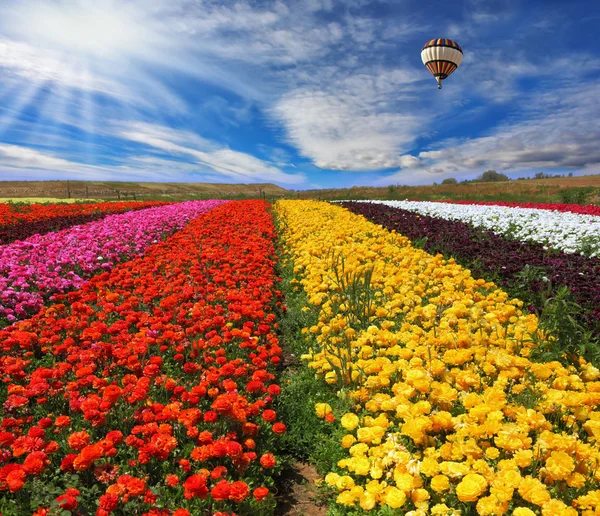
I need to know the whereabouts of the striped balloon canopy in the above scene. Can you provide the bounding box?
[421,38,463,89]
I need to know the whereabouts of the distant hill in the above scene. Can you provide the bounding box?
[0,181,289,200]
[296,174,600,205]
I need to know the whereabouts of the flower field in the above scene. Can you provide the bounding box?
[1,197,600,515]
[0,200,284,515]
[0,201,169,245]
[434,200,600,217]
[0,201,225,326]
[275,200,600,516]
[358,201,600,257]
[341,201,600,351]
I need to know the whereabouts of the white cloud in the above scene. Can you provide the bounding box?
[113,122,306,185]
[381,81,600,184]
[0,39,124,97]
[0,138,305,186]
[272,68,430,170]
[0,143,81,171]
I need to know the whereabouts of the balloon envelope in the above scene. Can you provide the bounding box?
[421,38,463,88]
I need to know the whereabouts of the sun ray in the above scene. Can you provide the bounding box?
[79,62,97,165]
[0,80,45,137]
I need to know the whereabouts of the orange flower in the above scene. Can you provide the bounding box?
[67,431,90,451]
[253,486,269,501]
[211,480,231,501]
[260,453,276,468]
[183,473,209,499]
[6,468,27,493]
[229,481,249,503]
[23,451,49,475]
[73,443,104,471]
[102,385,122,403]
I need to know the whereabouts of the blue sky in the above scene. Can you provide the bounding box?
[0,0,598,189]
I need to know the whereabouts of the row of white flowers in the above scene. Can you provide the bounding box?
[360,200,600,257]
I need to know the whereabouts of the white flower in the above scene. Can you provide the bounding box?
[365,200,600,256]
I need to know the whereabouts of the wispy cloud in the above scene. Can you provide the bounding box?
[272,67,431,170]
[381,81,600,184]
[112,122,305,184]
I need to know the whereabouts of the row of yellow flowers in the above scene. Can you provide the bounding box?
[274,200,600,516]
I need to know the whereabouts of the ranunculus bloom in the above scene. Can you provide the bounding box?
[272,422,286,434]
[229,481,250,503]
[56,493,78,511]
[183,474,209,499]
[261,409,277,422]
[456,473,488,502]
[260,453,276,469]
[211,480,231,500]
[253,486,269,501]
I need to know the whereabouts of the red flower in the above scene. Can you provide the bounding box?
[67,431,90,451]
[103,385,122,403]
[55,415,71,427]
[99,493,119,512]
[262,409,276,422]
[203,411,218,423]
[73,443,103,471]
[183,473,209,499]
[267,384,281,396]
[210,466,227,479]
[253,486,269,501]
[229,481,249,503]
[56,492,78,511]
[211,480,231,500]
[260,453,276,468]
[6,467,27,493]
[272,422,286,434]
[23,451,49,475]
[165,474,179,487]
[60,454,77,472]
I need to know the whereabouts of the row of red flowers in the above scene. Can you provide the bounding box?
[0,200,285,516]
[0,201,170,245]
[432,199,600,216]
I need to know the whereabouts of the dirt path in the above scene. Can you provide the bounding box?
[277,462,328,516]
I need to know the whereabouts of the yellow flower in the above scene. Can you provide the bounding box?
[430,475,450,493]
[384,487,407,509]
[325,472,340,486]
[335,476,355,490]
[456,473,488,502]
[341,413,360,431]
[336,490,356,506]
[315,403,332,419]
[365,480,384,495]
[411,488,430,503]
[542,499,577,516]
[341,434,356,448]
[359,491,377,510]
[485,447,500,460]
[356,426,385,444]
[275,200,600,513]
[513,449,533,468]
[544,450,574,481]
[420,457,440,477]
[394,472,415,492]
[513,509,536,516]
[566,472,586,488]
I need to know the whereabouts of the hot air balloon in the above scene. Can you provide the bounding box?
[421,38,463,89]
